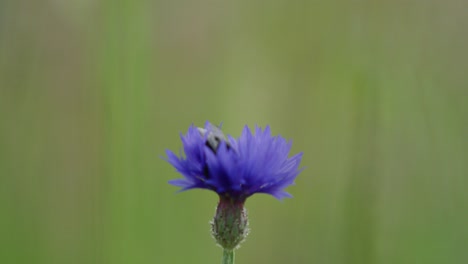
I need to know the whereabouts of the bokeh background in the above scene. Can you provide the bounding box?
[1,0,467,263]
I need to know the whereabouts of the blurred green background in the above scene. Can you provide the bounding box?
[1,0,467,263]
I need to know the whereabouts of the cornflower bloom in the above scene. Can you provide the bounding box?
[165,122,303,264]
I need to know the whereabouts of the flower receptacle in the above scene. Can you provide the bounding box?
[211,196,249,250]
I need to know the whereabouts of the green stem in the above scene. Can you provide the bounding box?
[222,249,234,264]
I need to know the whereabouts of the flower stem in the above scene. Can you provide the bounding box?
[222,249,234,264]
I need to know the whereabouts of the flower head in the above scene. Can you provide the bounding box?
[166,122,303,201]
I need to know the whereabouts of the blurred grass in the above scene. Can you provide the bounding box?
[1,0,467,264]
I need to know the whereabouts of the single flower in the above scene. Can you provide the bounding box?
[165,122,304,262]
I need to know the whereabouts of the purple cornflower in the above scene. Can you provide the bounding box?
[165,122,303,202]
[165,122,304,260]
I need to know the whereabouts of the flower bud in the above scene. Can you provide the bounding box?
[211,197,249,250]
